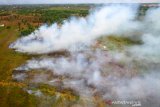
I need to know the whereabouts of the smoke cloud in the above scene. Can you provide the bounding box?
[10,5,139,54]
[11,4,160,107]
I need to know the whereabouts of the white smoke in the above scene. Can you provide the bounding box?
[11,4,160,107]
[129,7,160,62]
[10,5,139,54]
[13,50,160,106]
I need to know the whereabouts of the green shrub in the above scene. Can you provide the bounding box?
[20,28,34,36]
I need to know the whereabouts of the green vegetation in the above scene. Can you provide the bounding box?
[41,9,88,24]
[0,4,154,107]
[96,35,142,51]
[20,29,34,36]
[0,5,89,107]
[15,5,89,24]
[20,25,35,36]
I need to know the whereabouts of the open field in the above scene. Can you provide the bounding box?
[0,4,159,107]
[0,5,90,107]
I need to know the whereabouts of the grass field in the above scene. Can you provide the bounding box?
[0,5,90,107]
[0,4,152,107]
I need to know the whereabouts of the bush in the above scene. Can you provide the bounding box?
[20,28,34,36]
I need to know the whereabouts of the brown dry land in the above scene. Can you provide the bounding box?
[0,4,151,107]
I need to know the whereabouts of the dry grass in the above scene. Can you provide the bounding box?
[0,5,141,107]
[0,6,90,107]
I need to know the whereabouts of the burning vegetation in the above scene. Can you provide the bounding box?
[0,4,160,107]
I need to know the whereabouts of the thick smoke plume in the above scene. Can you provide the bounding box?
[10,5,139,54]
[11,4,160,107]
